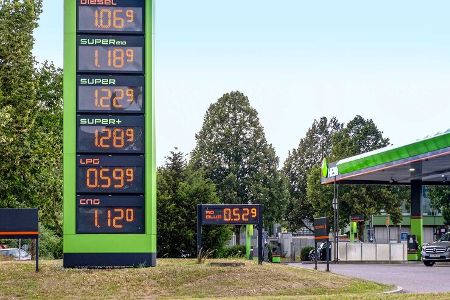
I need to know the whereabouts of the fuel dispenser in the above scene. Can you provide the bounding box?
[269,240,281,263]
[407,234,419,257]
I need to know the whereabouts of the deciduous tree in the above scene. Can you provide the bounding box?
[307,116,404,233]
[157,149,232,257]
[0,1,63,236]
[191,91,289,230]
[283,117,342,231]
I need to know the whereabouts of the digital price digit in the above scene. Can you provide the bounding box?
[76,195,145,234]
[77,76,144,113]
[78,46,143,72]
[77,116,144,153]
[77,36,144,72]
[78,6,143,32]
[94,208,135,229]
[94,128,136,149]
[223,207,258,222]
[94,87,136,108]
[94,9,135,29]
[86,167,134,189]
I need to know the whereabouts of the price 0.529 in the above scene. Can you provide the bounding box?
[223,207,257,222]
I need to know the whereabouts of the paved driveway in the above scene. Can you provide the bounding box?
[289,262,450,293]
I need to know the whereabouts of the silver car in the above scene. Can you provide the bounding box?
[422,232,450,266]
[0,248,31,261]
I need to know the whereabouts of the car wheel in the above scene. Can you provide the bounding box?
[423,261,435,267]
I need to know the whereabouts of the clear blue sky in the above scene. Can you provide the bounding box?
[34,0,450,166]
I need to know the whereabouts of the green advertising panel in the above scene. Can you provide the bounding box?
[63,0,156,267]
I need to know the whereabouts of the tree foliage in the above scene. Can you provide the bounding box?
[0,1,63,235]
[157,149,232,258]
[306,116,405,229]
[428,186,450,225]
[191,91,289,226]
[283,117,342,231]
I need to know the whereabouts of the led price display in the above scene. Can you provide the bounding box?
[77,155,144,193]
[78,6,143,32]
[77,195,144,234]
[77,35,144,72]
[77,76,144,113]
[201,204,261,225]
[77,115,144,153]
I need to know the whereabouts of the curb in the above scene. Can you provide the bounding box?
[383,286,403,294]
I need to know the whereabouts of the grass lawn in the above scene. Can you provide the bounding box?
[0,258,445,299]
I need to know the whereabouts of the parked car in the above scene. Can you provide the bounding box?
[309,242,332,261]
[422,232,450,266]
[0,248,32,261]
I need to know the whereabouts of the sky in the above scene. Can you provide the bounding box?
[34,0,450,166]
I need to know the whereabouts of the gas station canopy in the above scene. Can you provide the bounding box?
[322,129,450,185]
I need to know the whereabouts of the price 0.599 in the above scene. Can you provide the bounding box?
[86,167,134,189]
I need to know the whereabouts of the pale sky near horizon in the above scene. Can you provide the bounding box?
[34,1,450,166]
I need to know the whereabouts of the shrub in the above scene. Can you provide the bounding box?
[219,245,246,258]
[300,245,314,261]
[39,225,62,259]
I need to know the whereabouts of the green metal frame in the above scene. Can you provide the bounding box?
[63,0,156,257]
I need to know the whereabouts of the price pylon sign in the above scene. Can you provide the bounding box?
[63,0,156,268]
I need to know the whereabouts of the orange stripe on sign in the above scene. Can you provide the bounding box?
[315,236,329,240]
[0,231,39,235]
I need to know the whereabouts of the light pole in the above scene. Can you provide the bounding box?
[333,177,339,262]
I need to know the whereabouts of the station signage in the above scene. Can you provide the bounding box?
[64,0,155,267]
[200,204,261,225]
[313,217,330,242]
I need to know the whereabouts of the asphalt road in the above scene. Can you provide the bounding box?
[289,262,450,293]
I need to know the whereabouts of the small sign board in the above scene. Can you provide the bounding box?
[0,209,38,238]
[199,204,261,225]
[350,214,364,223]
[400,232,408,242]
[313,217,330,242]
[197,204,263,265]
[0,208,39,272]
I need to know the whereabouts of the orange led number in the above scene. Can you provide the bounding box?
[94,128,135,149]
[94,48,135,69]
[242,208,249,221]
[86,168,134,189]
[101,208,135,229]
[94,88,135,109]
[94,9,135,29]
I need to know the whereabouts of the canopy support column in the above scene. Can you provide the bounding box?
[409,180,423,261]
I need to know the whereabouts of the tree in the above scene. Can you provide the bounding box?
[283,117,342,231]
[157,149,232,257]
[307,116,404,233]
[191,91,289,230]
[0,1,63,237]
[428,186,450,225]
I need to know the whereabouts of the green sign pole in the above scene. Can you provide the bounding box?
[63,0,156,267]
[246,225,253,259]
